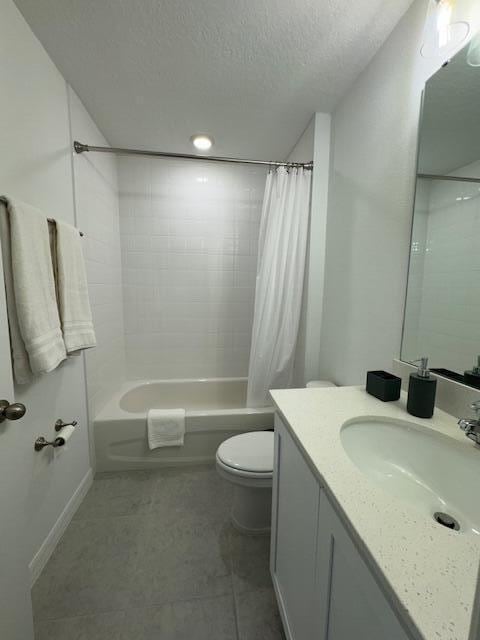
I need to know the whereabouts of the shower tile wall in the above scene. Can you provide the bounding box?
[119,158,266,379]
[416,175,480,371]
[403,160,480,372]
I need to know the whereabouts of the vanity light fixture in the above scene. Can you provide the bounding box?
[191,134,214,151]
[421,0,469,59]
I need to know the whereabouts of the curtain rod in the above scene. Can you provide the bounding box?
[73,141,313,169]
[418,173,480,184]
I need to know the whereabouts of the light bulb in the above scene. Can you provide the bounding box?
[191,134,214,151]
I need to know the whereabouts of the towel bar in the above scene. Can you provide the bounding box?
[47,218,84,237]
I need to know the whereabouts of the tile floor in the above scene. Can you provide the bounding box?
[32,465,285,640]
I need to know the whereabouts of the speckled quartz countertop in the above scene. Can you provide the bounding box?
[270,386,480,640]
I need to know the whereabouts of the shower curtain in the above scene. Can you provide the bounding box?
[246,166,312,408]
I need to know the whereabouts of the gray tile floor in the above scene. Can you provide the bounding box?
[32,465,285,640]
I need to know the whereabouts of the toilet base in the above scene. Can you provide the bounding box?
[230,484,272,535]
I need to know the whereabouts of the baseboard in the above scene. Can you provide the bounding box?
[29,468,93,586]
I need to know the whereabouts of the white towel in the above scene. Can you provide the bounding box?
[0,202,30,383]
[147,409,185,449]
[0,197,66,383]
[55,220,96,354]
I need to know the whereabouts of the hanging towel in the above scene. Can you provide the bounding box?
[0,202,31,383]
[0,197,67,383]
[147,409,185,449]
[55,220,96,354]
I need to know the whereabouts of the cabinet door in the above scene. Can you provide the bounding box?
[271,415,321,640]
[317,497,411,640]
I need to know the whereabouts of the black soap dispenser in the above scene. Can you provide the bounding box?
[407,357,437,419]
[464,356,480,389]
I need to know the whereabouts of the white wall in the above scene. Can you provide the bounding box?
[69,89,125,428]
[289,115,332,387]
[0,0,91,587]
[119,157,266,379]
[287,118,315,163]
[302,113,332,385]
[289,119,315,386]
[318,0,480,385]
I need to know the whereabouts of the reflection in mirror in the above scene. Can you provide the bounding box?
[401,40,480,387]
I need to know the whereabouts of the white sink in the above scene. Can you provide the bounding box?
[340,417,480,535]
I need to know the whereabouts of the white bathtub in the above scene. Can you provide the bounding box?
[94,378,274,471]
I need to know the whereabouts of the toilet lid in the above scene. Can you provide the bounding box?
[217,431,274,473]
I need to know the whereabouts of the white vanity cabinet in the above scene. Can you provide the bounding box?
[271,414,413,640]
[270,414,321,639]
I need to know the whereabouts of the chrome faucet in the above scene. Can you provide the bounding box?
[458,400,480,444]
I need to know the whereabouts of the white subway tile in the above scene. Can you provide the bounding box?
[118,156,264,379]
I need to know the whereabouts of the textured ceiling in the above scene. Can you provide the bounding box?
[419,44,480,176]
[15,0,413,159]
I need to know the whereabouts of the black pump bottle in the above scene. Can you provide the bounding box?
[407,357,436,419]
[464,356,480,389]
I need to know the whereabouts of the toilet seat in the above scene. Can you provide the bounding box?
[216,431,274,479]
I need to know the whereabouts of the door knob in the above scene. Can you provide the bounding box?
[0,399,27,422]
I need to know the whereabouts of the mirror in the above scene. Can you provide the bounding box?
[401,37,480,387]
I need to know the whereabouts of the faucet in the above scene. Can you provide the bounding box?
[458,400,480,444]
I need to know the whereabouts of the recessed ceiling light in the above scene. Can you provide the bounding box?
[191,134,214,151]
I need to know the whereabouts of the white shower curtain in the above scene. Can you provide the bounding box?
[246,166,312,407]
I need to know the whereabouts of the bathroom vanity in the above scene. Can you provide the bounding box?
[270,386,480,640]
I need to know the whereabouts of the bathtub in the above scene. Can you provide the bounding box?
[94,378,274,471]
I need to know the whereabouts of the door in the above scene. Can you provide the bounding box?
[0,251,34,638]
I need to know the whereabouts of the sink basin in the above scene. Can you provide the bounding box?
[340,417,480,535]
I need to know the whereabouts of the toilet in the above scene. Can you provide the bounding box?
[216,381,335,534]
[216,430,274,534]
